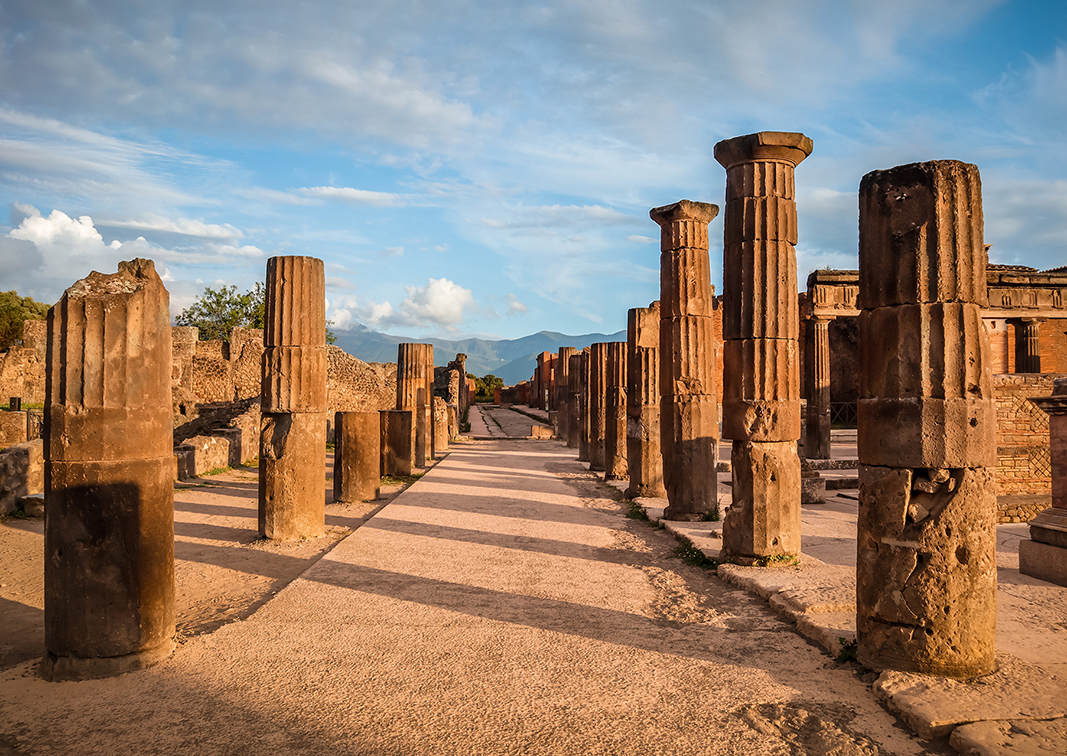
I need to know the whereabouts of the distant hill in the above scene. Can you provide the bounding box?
[331,324,626,385]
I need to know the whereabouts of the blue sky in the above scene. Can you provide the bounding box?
[1,0,1065,340]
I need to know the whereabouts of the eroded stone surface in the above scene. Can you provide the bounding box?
[587,343,609,472]
[626,303,666,499]
[334,411,380,503]
[722,441,802,557]
[604,342,628,481]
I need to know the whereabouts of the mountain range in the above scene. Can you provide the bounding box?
[332,324,627,385]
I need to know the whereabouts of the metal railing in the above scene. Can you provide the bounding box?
[829,402,857,429]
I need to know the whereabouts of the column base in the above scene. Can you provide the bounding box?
[41,638,175,682]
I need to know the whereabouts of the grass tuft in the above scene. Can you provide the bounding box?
[836,637,858,663]
[624,500,649,521]
[671,536,718,570]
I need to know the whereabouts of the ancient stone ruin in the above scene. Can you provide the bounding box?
[855,160,997,677]
[397,343,432,469]
[587,343,609,472]
[334,411,380,503]
[43,258,175,681]
[259,256,328,541]
[1022,377,1067,585]
[651,199,720,520]
[626,302,666,498]
[603,341,628,481]
[716,131,811,559]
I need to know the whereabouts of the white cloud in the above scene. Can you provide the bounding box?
[627,234,656,244]
[506,293,527,315]
[381,246,404,257]
[299,186,411,206]
[97,214,243,239]
[479,203,632,230]
[330,277,476,332]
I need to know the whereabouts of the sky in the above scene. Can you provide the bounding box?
[1,0,1065,341]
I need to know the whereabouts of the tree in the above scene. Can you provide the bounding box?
[0,291,50,350]
[473,373,504,402]
[177,283,336,343]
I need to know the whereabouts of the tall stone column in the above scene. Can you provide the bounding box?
[43,258,175,681]
[397,343,432,468]
[1021,378,1067,586]
[652,200,720,520]
[716,132,811,557]
[567,352,582,449]
[335,411,381,503]
[425,346,436,459]
[804,317,832,459]
[626,302,667,498]
[587,343,609,471]
[856,160,997,677]
[260,256,328,541]
[1015,318,1042,373]
[604,341,628,481]
[577,348,592,462]
[557,346,576,443]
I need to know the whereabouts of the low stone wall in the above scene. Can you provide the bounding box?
[0,438,43,516]
[993,373,1063,520]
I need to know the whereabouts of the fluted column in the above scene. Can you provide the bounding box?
[43,258,175,680]
[335,411,381,502]
[856,160,996,677]
[425,345,436,459]
[587,343,609,471]
[567,351,582,449]
[716,131,811,558]
[260,256,328,541]
[397,343,432,468]
[652,200,720,520]
[557,346,576,443]
[1015,318,1042,373]
[604,342,628,480]
[804,317,832,459]
[626,302,666,498]
[576,349,591,461]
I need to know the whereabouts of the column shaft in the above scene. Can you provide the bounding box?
[804,318,832,459]
[626,302,666,498]
[604,342,628,481]
[587,343,609,471]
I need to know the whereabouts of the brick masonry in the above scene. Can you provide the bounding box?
[994,372,1064,520]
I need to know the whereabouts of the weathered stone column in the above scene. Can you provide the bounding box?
[397,343,432,468]
[567,352,582,449]
[804,317,832,459]
[334,411,380,503]
[259,256,328,541]
[626,302,667,498]
[425,346,436,459]
[43,258,175,681]
[587,343,609,472]
[577,349,591,462]
[433,396,449,454]
[1021,378,1067,586]
[1015,318,1042,373]
[716,132,811,557]
[652,200,720,520]
[556,346,576,443]
[856,160,997,677]
[380,409,413,476]
[604,342,628,481]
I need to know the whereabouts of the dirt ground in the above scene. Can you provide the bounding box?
[0,451,426,670]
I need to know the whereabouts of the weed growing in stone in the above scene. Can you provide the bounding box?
[203,466,232,476]
[700,507,720,522]
[624,500,649,521]
[836,638,858,663]
[671,536,718,570]
[380,472,425,486]
[753,554,800,567]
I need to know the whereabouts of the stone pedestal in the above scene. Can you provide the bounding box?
[259,256,327,541]
[855,160,997,678]
[716,132,811,555]
[380,409,413,477]
[397,343,432,468]
[43,258,175,681]
[604,342,628,481]
[566,352,582,449]
[1015,318,1042,374]
[652,200,720,520]
[626,302,667,499]
[1020,378,1067,586]
[334,411,380,503]
[588,343,609,471]
[804,317,832,459]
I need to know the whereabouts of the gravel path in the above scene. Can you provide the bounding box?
[0,439,942,755]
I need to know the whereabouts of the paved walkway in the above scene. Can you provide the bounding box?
[0,439,932,755]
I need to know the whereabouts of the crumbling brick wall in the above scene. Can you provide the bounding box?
[994,373,1061,499]
[327,346,397,413]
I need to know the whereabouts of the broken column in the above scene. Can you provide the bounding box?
[259,256,328,541]
[43,258,175,681]
[397,343,432,468]
[556,346,576,443]
[804,316,832,459]
[380,409,413,477]
[1021,378,1067,586]
[577,349,592,462]
[433,396,449,454]
[587,342,609,472]
[567,351,582,449]
[652,200,720,520]
[604,341,628,481]
[334,411,380,503]
[856,160,997,677]
[716,132,811,557]
[626,302,667,498]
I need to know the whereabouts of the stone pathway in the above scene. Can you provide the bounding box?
[0,439,938,755]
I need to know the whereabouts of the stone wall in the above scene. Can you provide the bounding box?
[327,346,397,413]
[994,373,1061,502]
[0,438,43,515]
[0,319,46,405]
[0,410,26,447]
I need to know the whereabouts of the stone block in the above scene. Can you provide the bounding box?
[259,412,326,540]
[380,409,413,477]
[659,315,716,397]
[261,346,328,413]
[0,410,25,446]
[334,411,380,503]
[1019,538,1067,587]
[801,470,826,505]
[724,196,798,244]
[722,441,801,558]
[858,160,987,309]
[659,247,715,319]
[0,438,43,515]
[714,131,814,177]
[20,493,44,517]
[721,338,800,442]
[856,464,996,677]
[721,240,799,340]
[857,397,996,468]
[263,256,326,347]
[661,396,719,519]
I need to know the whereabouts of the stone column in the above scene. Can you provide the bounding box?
[626,302,667,498]
[43,258,175,681]
[334,411,380,503]
[652,200,720,520]
[804,317,832,459]
[1021,378,1067,586]
[259,256,328,541]
[567,352,582,449]
[716,131,811,557]
[856,160,997,677]
[425,346,436,459]
[1015,318,1042,373]
[604,342,628,481]
[557,346,576,443]
[380,409,413,477]
[588,342,609,471]
[397,343,431,468]
[577,349,591,462]
[433,396,449,454]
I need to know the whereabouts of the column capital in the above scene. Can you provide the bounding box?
[714,131,813,169]
[649,199,719,227]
